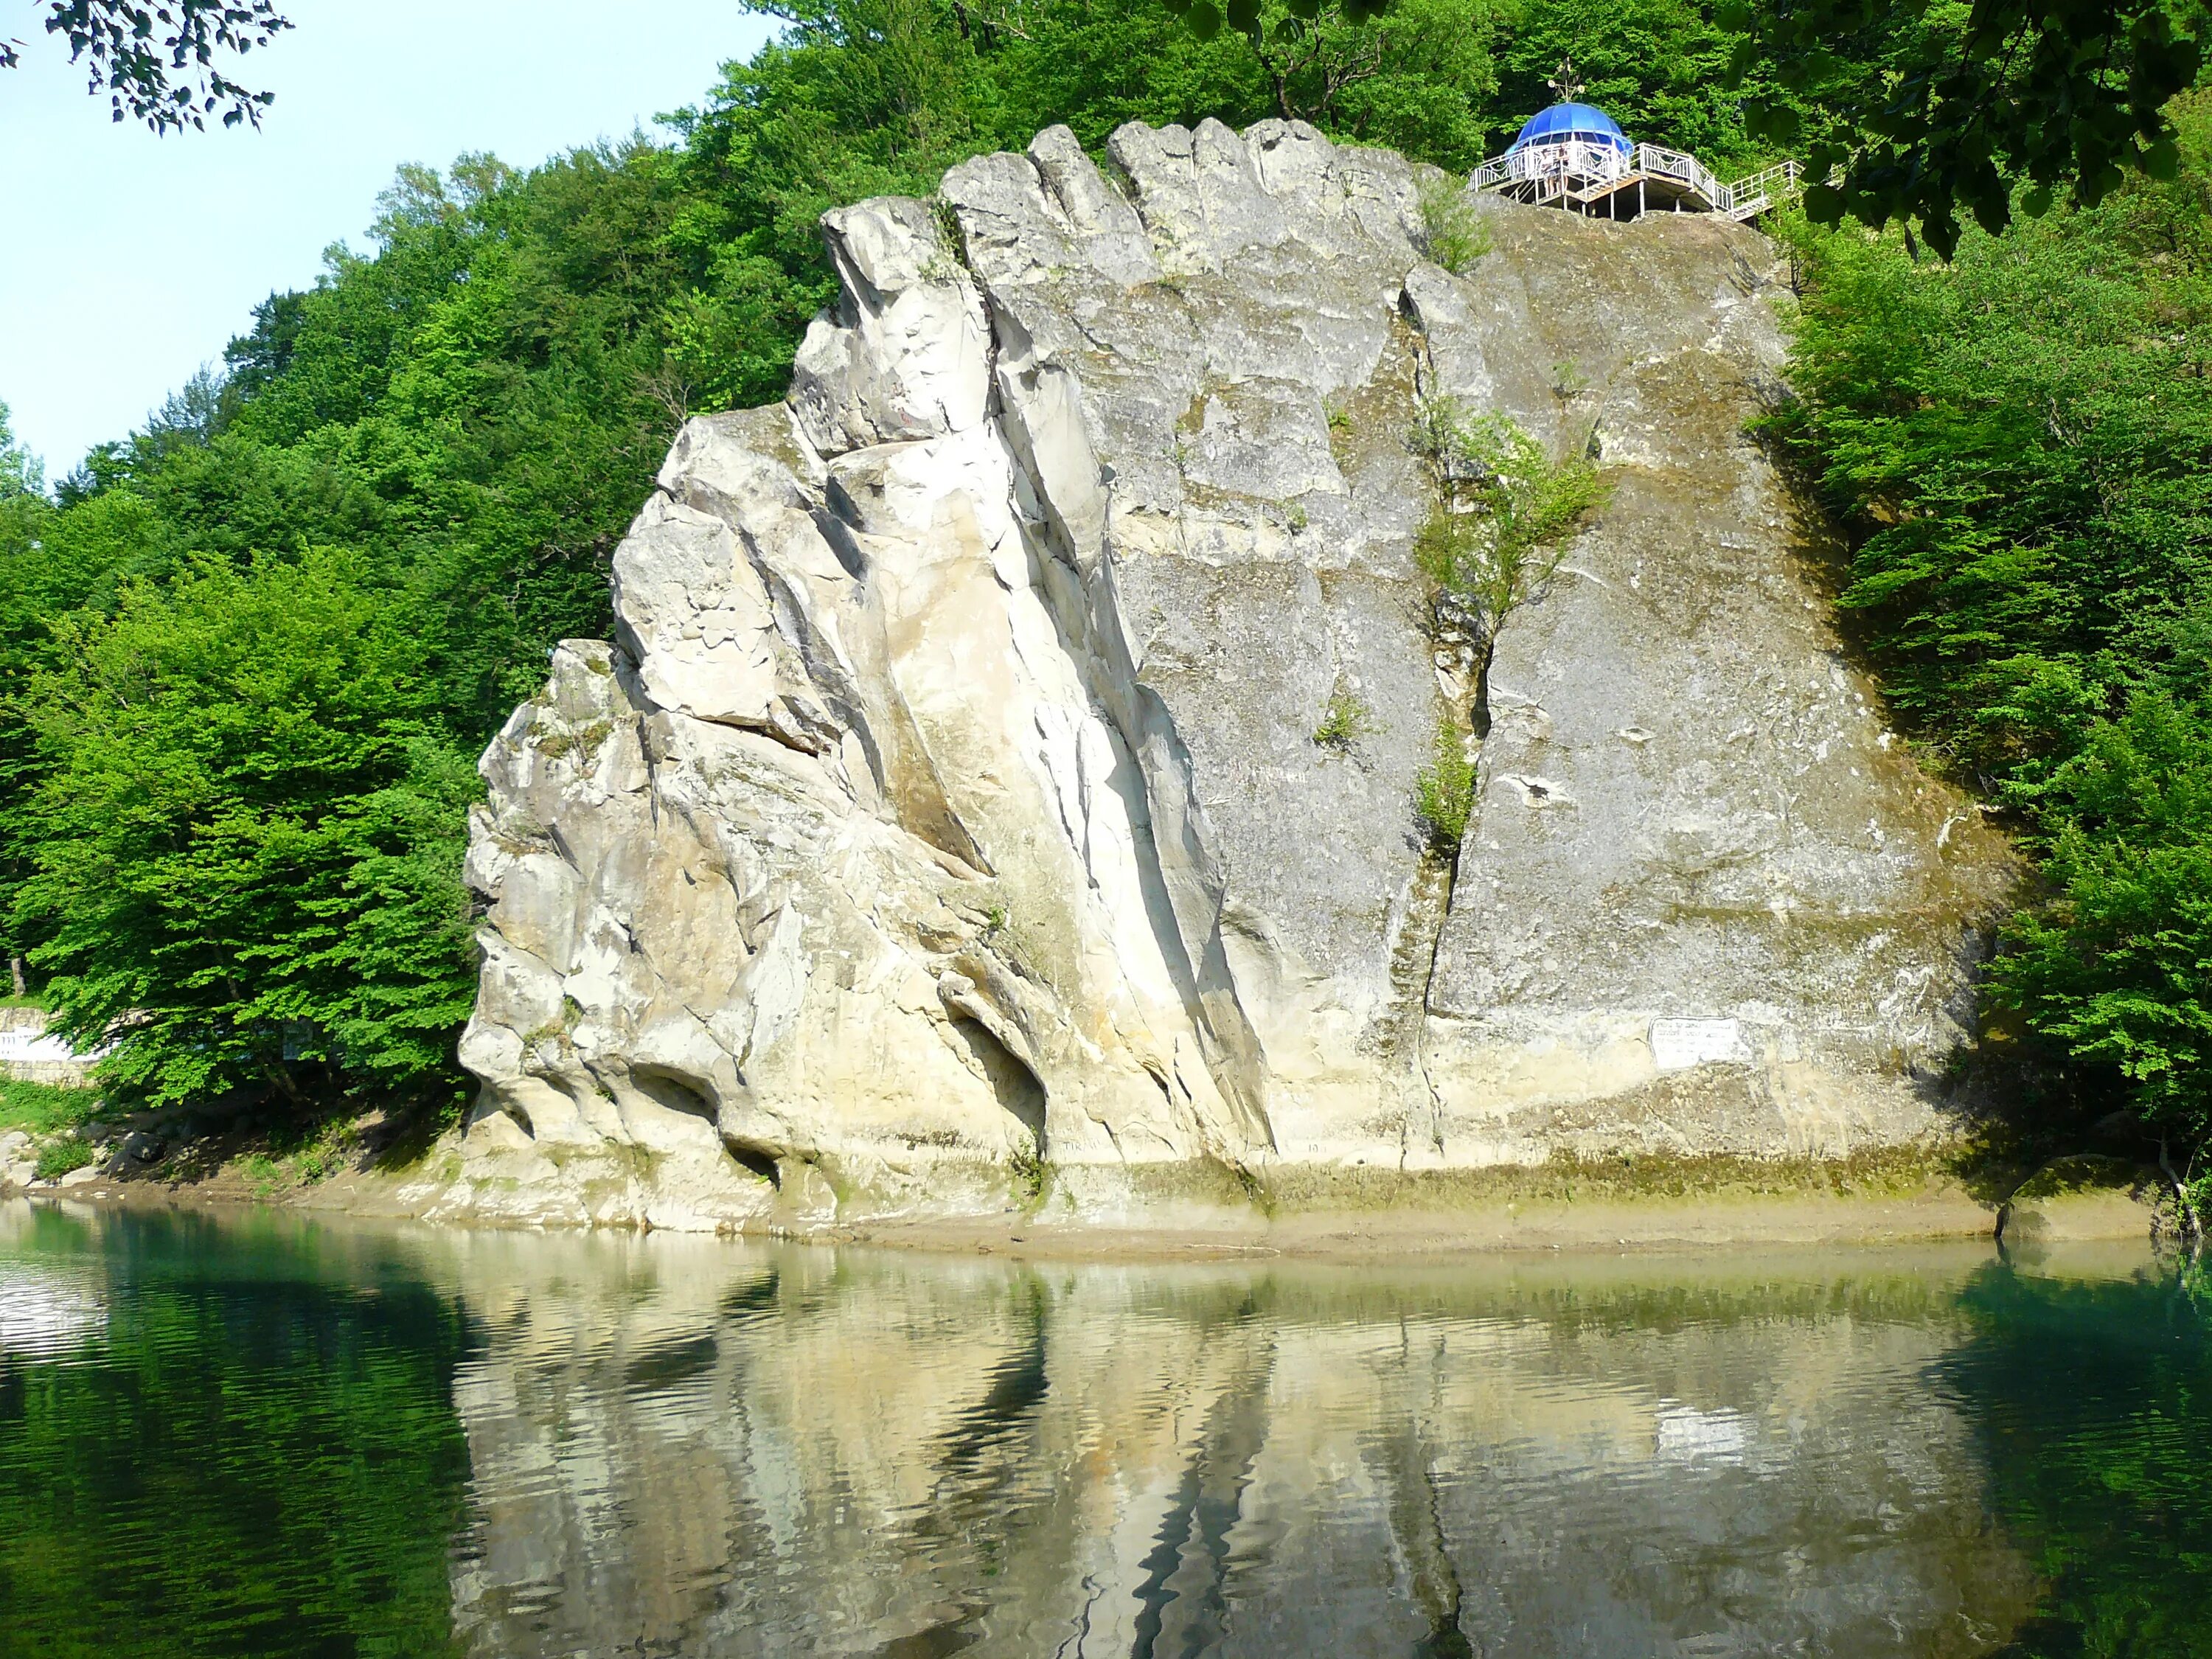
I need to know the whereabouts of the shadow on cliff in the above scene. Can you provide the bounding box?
[1742,351,2117,1227]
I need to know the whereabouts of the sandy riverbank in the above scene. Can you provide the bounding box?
[9,1147,2173,1262]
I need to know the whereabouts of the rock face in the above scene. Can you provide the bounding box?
[0,1130,32,1192]
[433,119,2014,1230]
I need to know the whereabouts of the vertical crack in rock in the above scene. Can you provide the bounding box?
[1380,851,1457,1168]
[442,117,2020,1230]
[1384,306,1481,1167]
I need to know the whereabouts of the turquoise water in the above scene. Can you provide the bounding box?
[1,1200,2207,1658]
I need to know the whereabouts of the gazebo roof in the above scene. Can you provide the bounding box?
[1508,102,1633,156]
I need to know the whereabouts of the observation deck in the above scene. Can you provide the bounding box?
[1472,101,1801,223]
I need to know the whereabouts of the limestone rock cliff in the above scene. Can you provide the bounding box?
[422,119,2014,1231]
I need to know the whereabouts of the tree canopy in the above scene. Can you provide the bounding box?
[9,0,2208,248]
[1155,0,2209,250]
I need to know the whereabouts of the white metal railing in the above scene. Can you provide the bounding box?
[1469,141,1804,221]
[0,1032,81,1064]
[1638,142,1731,209]
[1470,138,1638,194]
[1719,157,1803,220]
[0,1026,108,1065]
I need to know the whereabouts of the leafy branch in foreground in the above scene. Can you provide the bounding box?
[1724,0,2205,256]
[2,1,291,131]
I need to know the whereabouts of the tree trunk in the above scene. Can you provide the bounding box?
[263,1057,306,1107]
[9,956,23,1000]
[2159,1138,2200,1242]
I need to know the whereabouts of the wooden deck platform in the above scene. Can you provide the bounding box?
[1472,142,1802,223]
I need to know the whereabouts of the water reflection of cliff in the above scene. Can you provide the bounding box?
[435,1237,2040,1658]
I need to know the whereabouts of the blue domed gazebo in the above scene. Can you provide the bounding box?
[1470,66,1800,223]
[1507,102,1634,161]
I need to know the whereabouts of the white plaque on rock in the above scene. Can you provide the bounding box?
[1649,1018,1746,1072]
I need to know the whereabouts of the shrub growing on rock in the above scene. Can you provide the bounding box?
[1413,716,1476,850]
[1416,175,1491,274]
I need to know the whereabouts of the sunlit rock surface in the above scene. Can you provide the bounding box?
[431,118,2014,1228]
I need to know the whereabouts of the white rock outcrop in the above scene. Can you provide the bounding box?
[422,120,2014,1230]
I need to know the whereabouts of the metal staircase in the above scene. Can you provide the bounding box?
[1719,159,1804,221]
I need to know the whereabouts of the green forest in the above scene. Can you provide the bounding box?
[0,0,2204,1205]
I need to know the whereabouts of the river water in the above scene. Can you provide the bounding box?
[0,1200,2206,1658]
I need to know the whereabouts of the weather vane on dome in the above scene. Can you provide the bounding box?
[1547,56,1585,103]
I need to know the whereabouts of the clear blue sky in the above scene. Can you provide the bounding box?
[1,0,776,476]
